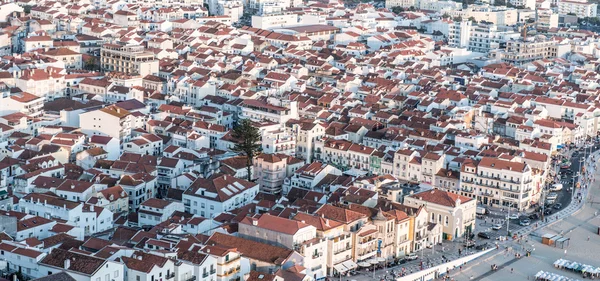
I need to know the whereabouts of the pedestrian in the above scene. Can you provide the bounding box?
[588,236,590,241]
[511,268,514,274]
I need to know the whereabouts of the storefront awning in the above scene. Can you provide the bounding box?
[342,260,357,270]
[334,263,348,273]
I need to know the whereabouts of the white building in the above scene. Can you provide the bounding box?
[20,193,113,235]
[15,68,66,101]
[448,20,472,48]
[138,198,184,226]
[557,0,597,17]
[239,100,298,125]
[122,251,176,281]
[460,157,537,211]
[251,13,298,29]
[238,213,317,249]
[183,174,259,218]
[39,248,124,281]
[79,105,133,143]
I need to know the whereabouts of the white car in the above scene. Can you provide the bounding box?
[406,253,418,260]
[492,224,503,230]
[507,214,519,220]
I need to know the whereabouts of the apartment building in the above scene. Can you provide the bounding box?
[289,121,326,162]
[183,174,259,218]
[537,8,559,29]
[101,44,159,76]
[138,198,184,226]
[122,251,176,281]
[239,100,299,124]
[41,48,83,69]
[282,161,343,194]
[291,212,355,276]
[79,105,133,142]
[502,36,557,65]
[15,68,66,101]
[557,0,597,17]
[254,153,304,194]
[510,0,536,9]
[467,23,519,53]
[239,213,317,249]
[0,92,44,117]
[448,20,472,48]
[444,6,519,26]
[39,248,124,281]
[404,189,476,241]
[19,193,113,235]
[262,128,296,156]
[0,242,46,278]
[460,157,536,211]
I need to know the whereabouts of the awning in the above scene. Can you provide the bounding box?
[342,260,357,270]
[367,258,379,265]
[376,257,386,263]
[358,262,371,268]
[333,263,348,273]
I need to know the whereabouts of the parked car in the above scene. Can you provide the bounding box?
[478,232,491,239]
[529,213,539,220]
[550,184,563,191]
[546,193,559,200]
[554,203,563,209]
[520,219,531,226]
[492,224,503,230]
[406,253,418,260]
[476,243,490,250]
[507,213,519,220]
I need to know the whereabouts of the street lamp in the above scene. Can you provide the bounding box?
[506,206,511,234]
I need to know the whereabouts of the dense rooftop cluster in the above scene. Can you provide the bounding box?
[0,0,598,279]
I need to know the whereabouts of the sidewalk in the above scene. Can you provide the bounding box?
[516,149,600,238]
[451,147,600,280]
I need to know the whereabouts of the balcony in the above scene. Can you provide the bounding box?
[221,266,241,277]
[165,273,175,280]
[185,276,197,281]
[333,246,351,255]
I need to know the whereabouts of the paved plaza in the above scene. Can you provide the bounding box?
[451,151,600,281]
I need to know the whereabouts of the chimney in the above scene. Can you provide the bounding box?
[90,205,94,211]
[71,184,75,189]
[137,255,142,260]
[252,219,258,226]
[325,219,330,227]
[64,259,71,269]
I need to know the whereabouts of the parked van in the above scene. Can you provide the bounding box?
[476,207,488,215]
